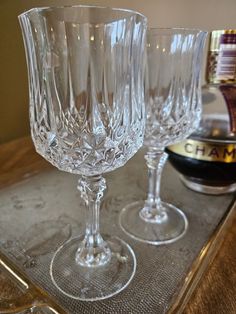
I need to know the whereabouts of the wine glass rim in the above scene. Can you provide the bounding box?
[148,27,207,35]
[18,4,147,22]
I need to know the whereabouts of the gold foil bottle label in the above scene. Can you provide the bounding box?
[168,139,236,163]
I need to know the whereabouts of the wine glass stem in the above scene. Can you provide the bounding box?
[140,147,168,222]
[76,175,111,267]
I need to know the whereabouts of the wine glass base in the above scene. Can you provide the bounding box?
[50,236,136,301]
[119,201,188,245]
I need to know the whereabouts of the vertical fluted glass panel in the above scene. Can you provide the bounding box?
[19,6,146,175]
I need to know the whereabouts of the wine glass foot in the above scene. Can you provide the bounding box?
[50,236,136,301]
[119,200,188,245]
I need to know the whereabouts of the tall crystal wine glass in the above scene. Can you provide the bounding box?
[120,28,207,245]
[19,5,147,300]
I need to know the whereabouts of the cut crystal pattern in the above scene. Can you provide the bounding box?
[144,29,207,149]
[20,7,146,175]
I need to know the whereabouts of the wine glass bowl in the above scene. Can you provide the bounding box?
[120,28,207,245]
[19,5,147,300]
[144,29,206,149]
[20,6,146,176]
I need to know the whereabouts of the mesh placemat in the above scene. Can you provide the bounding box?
[0,149,234,313]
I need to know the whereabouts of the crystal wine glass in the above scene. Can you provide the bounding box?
[120,28,207,245]
[19,5,147,300]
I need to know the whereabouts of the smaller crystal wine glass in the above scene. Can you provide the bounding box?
[120,28,207,245]
[19,5,147,300]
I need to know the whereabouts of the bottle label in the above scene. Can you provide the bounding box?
[206,31,236,84]
[219,85,236,133]
[216,34,236,81]
[168,139,236,163]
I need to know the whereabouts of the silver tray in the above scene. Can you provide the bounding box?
[0,149,235,313]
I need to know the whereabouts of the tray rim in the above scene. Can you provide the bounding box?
[168,197,236,314]
[0,251,67,314]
